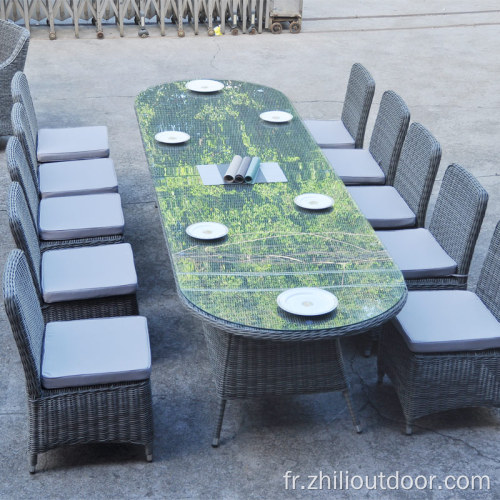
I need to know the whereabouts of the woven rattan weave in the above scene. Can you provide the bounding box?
[378,222,500,434]
[136,81,407,444]
[407,163,488,290]
[3,250,153,473]
[392,122,441,228]
[8,182,138,322]
[366,90,410,186]
[0,20,29,135]
[11,101,40,185]
[6,136,123,250]
[341,63,376,149]
[11,71,38,144]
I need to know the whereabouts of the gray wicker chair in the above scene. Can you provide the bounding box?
[9,95,118,199]
[304,63,375,149]
[3,249,153,473]
[348,123,441,229]
[0,20,29,136]
[12,101,112,194]
[7,136,123,252]
[323,90,410,186]
[378,221,500,434]
[11,71,109,162]
[377,163,488,291]
[8,182,139,322]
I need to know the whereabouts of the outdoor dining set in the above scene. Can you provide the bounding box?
[1,21,499,474]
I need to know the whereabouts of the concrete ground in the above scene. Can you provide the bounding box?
[1,1,500,497]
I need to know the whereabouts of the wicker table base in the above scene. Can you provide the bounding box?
[203,324,361,446]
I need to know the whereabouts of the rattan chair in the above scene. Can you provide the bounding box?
[8,182,139,322]
[11,101,118,199]
[11,71,109,162]
[377,163,488,291]
[0,21,29,136]
[3,249,153,473]
[304,63,375,149]
[7,137,124,251]
[378,221,500,434]
[323,90,410,186]
[347,123,441,229]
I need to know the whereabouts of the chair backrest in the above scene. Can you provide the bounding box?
[392,123,442,227]
[429,163,488,277]
[6,136,40,228]
[0,20,29,62]
[3,249,44,399]
[368,90,410,185]
[0,20,30,136]
[8,182,43,295]
[340,63,376,149]
[11,71,38,146]
[476,221,500,321]
[11,101,39,187]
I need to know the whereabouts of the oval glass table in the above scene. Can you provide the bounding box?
[135,81,407,445]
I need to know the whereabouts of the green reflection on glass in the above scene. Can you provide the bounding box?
[135,81,406,331]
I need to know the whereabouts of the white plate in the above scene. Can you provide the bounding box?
[186,80,224,93]
[259,111,293,123]
[294,193,334,210]
[155,131,190,144]
[186,222,228,240]
[277,288,338,316]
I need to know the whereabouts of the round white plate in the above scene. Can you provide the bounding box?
[155,131,190,144]
[186,222,228,240]
[259,111,293,123]
[294,193,334,210]
[186,80,224,93]
[277,288,338,316]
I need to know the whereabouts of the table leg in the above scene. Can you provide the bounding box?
[342,390,362,433]
[212,398,227,447]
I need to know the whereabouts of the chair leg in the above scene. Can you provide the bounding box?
[145,442,153,462]
[405,421,413,436]
[342,390,362,433]
[211,398,227,447]
[29,453,37,474]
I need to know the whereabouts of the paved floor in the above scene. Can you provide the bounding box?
[1,1,500,498]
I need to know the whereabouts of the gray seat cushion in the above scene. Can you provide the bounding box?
[323,149,385,185]
[304,119,355,149]
[377,228,457,279]
[39,158,118,198]
[348,186,416,229]
[41,242,138,303]
[39,193,124,240]
[42,316,151,389]
[394,290,500,353]
[37,125,110,163]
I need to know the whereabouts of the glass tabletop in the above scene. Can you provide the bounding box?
[135,80,407,336]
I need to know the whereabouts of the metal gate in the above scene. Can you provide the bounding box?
[1,0,302,37]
